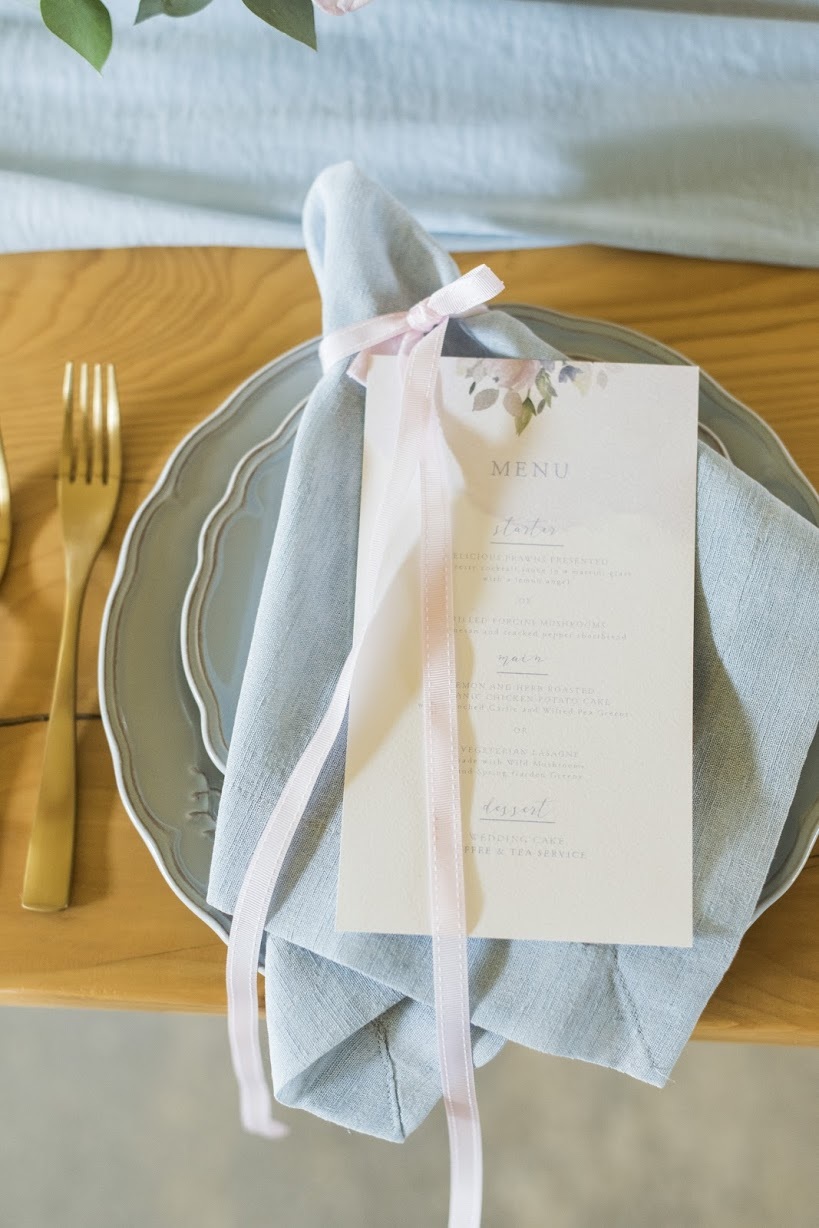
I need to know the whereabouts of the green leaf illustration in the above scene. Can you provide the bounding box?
[41,0,112,70]
[515,399,535,436]
[136,0,214,22]
[535,366,555,406]
[242,0,317,48]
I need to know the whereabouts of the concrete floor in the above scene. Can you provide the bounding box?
[0,1008,816,1228]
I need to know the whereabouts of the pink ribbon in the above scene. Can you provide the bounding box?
[226,264,505,1228]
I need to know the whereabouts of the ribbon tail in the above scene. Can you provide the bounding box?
[226,649,357,1139]
[411,330,483,1228]
[225,324,430,1147]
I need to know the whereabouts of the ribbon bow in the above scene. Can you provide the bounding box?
[226,265,504,1228]
[319,264,503,383]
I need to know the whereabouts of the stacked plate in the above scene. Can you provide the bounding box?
[99,305,819,943]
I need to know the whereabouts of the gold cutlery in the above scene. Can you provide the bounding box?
[0,419,10,585]
[22,363,122,912]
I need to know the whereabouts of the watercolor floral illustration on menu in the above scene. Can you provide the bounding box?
[458,359,605,435]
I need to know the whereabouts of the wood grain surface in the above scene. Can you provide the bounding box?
[0,245,817,1043]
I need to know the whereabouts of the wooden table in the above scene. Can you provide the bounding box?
[0,246,817,1043]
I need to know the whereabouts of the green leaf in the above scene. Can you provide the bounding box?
[41,0,112,70]
[515,402,535,436]
[242,0,317,48]
[535,366,555,406]
[135,0,214,22]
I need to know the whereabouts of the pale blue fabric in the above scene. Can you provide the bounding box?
[207,163,819,1141]
[1,0,819,262]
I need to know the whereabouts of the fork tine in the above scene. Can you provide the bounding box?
[106,364,121,485]
[78,363,90,483]
[59,363,74,480]
[91,364,104,482]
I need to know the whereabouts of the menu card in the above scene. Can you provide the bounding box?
[337,357,698,946]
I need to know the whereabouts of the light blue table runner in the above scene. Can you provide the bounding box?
[1,1,818,263]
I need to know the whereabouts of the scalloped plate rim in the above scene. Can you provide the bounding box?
[180,398,307,771]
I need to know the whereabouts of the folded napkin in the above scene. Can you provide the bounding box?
[208,162,819,1142]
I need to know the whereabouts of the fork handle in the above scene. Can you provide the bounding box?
[22,565,89,912]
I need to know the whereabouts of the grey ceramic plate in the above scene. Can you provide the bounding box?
[100,305,819,942]
[181,400,306,772]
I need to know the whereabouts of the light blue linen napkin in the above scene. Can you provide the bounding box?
[208,162,819,1141]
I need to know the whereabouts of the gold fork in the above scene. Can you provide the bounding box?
[0,419,10,585]
[22,363,122,912]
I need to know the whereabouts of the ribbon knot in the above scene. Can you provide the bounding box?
[406,295,447,334]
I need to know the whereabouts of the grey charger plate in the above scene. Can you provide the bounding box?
[100,304,819,942]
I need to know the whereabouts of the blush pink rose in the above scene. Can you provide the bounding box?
[313,0,375,13]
